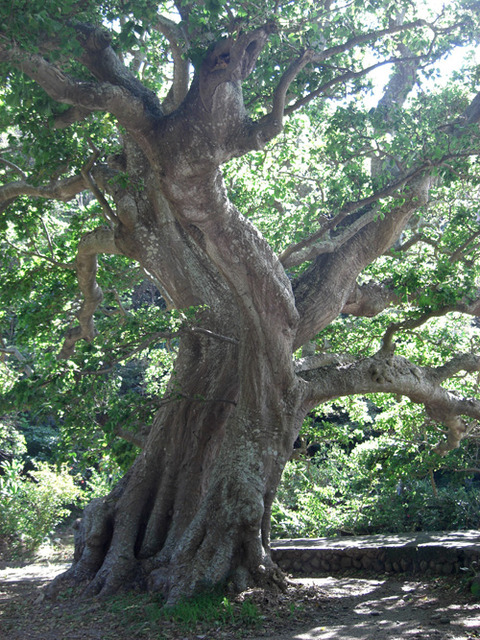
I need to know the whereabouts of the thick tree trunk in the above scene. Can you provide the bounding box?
[42,31,433,604]
[54,312,304,603]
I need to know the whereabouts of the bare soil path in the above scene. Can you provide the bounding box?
[1,544,480,639]
[248,576,480,640]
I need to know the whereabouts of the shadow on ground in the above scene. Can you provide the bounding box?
[249,576,480,640]
[1,557,480,639]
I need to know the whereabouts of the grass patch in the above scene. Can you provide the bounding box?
[104,586,261,637]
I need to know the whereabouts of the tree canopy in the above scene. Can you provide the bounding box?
[2,0,480,601]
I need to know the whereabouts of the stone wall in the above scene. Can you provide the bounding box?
[271,531,480,577]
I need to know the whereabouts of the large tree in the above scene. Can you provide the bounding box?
[2,0,480,602]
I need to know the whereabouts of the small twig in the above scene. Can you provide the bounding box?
[4,237,75,269]
[81,142,118,227]
[40,218,56,260]
[190,326,239,344]
[108,288,128,317]
[0,157,27,180]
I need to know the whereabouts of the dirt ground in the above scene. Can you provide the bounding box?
[1,544,480,640]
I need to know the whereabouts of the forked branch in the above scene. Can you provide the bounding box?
[252,18,429,145]
[381,291,480,353]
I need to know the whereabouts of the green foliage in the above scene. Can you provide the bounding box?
[273,418,480,539]
[0,215,181,473]
[15,413,60,462]
[272,458,480,539]
[77,464,123,506]
[0,416,26,458]
[0,459,79,558]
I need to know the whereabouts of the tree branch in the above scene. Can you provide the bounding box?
[0,336,33,377]
[153,15,190,114]
[380,307,457,354]
[3,236,75,270]
[0,157,27,180]
[291,75,480,347]
[380,289,480,353]
[280,164,427,268]
[75,23,163,120]
[54,106,93,129]
[0,43,156,132]
[300,350,480,455]
[341,282,400,317]
[58,227,122,360]
[292,173,435,349]
[284,55,422,117]
[250,19,428,145]
[432,353,480,382]
[0,172,87,204]
[80,165,117,227]
[280,202,384,268]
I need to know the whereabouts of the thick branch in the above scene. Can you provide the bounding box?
[280,202,383,268]
[0,173,87,204]
[75,23,163,120]
[54,106,93,129]
[272,50,314,121]
[154,15,190,113]
[341,282,400,317]
[292,73,480,346]
[0,44,155,132]
[280,164,427,268]
[198,24,275,112]
[292,175,435,349]
[300,351,480,455]
[433,353,480,382]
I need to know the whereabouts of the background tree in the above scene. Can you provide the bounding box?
[2,0,480,603]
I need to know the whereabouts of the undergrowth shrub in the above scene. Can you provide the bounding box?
[272,455,480,539]
[77,465,124,506]
[0,459,79,558]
